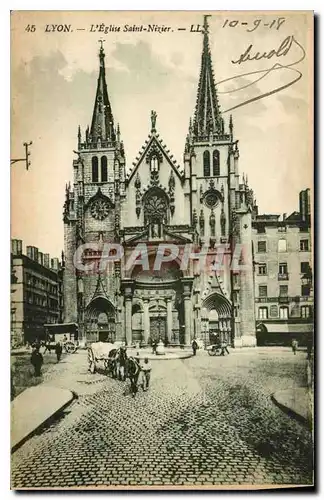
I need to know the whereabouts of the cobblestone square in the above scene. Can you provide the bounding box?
[11,348,313,489]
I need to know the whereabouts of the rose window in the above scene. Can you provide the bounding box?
[90,199,110,220]
[204,190,220,209]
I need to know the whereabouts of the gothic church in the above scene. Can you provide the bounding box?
[63,17,257,347]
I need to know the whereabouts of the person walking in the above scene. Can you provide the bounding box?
[140,357,152,392]
[31,345,44,377]
[55,342,63,363]
[192,338,198,356]
[220,340,230,356]
[292,338,298,355]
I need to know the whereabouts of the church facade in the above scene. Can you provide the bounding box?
[63,18,257,348]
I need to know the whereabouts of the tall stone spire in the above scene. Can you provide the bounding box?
[193,15,223,140]
[89,42,116,146]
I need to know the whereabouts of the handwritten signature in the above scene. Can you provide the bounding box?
[217,35,306,113]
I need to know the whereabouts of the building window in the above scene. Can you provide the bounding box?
[300,239,309,251]
[278,239,287,252]
[279,306,289,319]
[278,226,287,232]
[92,156,99,183]
[278,263,288,276]
[257,225,266,234]
[301,284,310,297]
[150,156,159,173]
[258,307,268,319]
[259,285,267,298]
[300,262,310,274]
[301,306,311,318]
[203,150,210,177]
[101,156,108,182]
[279,285,288,297]
[258,264,267,275]
[212,150,220,176]
[257,241,267,253]
[270,305,278,317]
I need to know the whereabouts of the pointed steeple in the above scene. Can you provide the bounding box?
[89,42,116,147]
[193,15,223,140]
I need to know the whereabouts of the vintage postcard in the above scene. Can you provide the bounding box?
[11,11,314,489]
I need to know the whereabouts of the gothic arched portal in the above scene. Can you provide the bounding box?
[201,293,232,345]
[85,297,116,342]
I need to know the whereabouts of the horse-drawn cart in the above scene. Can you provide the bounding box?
[87,342,117,374]
[206,343,230,356]
[43,323,79,354]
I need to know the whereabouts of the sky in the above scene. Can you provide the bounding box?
[11,11,313,258]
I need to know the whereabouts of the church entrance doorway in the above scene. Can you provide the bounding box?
[149,316,167,343]
[201,293,232,346]
[85,297,116,343]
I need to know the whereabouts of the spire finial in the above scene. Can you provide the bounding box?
[98,39,105,67]
[203,14,211,33]
[151,110,157,133]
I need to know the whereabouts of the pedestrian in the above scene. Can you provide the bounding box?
[140,357,152,392]
[31,345,43,377]
[152,340,157,355]
[292,338,298,355]
[55,342,63,363]
[220,340,230,356]
[63,334,67,343]
[306,337,313,360]
[192,338,198,356]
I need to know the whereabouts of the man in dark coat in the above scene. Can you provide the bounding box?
[31,346,44,376]
[192,339,198,356]
[55,342,63,363]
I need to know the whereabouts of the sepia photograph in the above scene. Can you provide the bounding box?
[10,10,314,489]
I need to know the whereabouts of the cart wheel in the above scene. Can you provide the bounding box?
[65,341,77,354]
[88,348,96,373]
[208,347,217,356]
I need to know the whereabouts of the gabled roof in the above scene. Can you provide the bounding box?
[126,131,183,185]
[91,273,108,300]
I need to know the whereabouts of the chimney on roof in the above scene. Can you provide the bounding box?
[38,252,44,266]
[283,213,287,221]
[299,188,310,222]
[44,253,50,268]
[26,246,33,259]
[11,239,23,255]
[51,258,59,271]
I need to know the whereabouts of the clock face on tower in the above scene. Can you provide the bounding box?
[90,199,109,220]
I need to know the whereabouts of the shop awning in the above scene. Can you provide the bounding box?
[263,323,313,334]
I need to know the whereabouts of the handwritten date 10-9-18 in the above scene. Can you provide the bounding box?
[223,17,285,32]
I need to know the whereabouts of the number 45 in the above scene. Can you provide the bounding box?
[25,25,36,32]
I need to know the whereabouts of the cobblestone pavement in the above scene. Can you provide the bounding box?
[11,348,313,488]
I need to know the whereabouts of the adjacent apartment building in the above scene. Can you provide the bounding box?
[11,239,64,346]
[252,189,313,346]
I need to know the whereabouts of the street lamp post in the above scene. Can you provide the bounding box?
[11,141,32,170]
[157,311,162,341]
